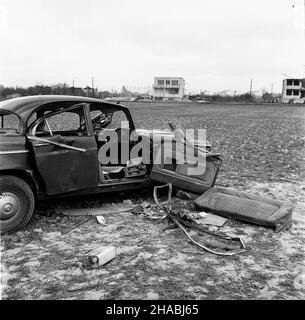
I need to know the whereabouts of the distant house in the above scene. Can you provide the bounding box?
[84,86,94,97]
[152,77,186,102]
[282,78,305,103]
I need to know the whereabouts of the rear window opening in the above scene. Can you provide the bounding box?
[0,110,20,134]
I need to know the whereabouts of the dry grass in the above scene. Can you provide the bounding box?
[1,102,305,300]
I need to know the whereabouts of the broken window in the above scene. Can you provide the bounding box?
[286,90,292,96]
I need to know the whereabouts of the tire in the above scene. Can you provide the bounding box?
[0,175,35,234]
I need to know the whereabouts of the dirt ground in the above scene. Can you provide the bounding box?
[1,102,305,300]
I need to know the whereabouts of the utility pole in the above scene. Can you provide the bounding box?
[92,77,95,97]
[249,78,253,100]
[271,83,273,96]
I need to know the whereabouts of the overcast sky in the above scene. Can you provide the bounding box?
[1,0,305,93]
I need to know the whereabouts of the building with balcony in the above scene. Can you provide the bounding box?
[281,78,305,103]
[152,77,186,101]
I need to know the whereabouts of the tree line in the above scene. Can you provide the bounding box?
[0,83,278,103]
[0,83,117,101]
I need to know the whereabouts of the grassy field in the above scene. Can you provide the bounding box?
[1,102,305,300]
[127,102,305,184]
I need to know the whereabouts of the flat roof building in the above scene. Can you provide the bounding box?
[152,77,186,102]
[282,78,305,103]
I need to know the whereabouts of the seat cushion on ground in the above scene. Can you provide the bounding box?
[195,187,293,232]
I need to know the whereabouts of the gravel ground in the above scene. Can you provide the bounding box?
[1,102,305,300]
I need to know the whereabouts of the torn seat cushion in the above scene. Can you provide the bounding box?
[195,187,293,232]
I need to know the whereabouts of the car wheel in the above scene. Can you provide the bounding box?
[0,175,35,234]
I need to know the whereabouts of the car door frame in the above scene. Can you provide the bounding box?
[26,103,99,196]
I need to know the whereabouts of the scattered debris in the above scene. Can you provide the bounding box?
[154,183,246,256]
[132,202,166,220]
[176,190,193,200]
[61,218,91,235]
[141,202,150,209]
[120,253,140,265]
[61,205,134,216]
[82,246,116,269]
[132,205,144,215]
[96,215,106,225]
[196,213,227,227]
[187,212,207,220]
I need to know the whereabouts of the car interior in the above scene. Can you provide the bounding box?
[88,103,148,181]
[28,101,148,182]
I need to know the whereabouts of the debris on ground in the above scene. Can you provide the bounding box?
[96,215,106,225]
[82,246,116,269]
[132,202,166,220]
[61,218,91,235]
[154,183,246,256]
[195,186,294,232]
[187,212,207,220]
[195,213,227,227]
[132,205,144,215]
[175,190,193,200]
[61,204,134,216]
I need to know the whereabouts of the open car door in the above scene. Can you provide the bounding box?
[149,122,222,194]
[27,104,99,196]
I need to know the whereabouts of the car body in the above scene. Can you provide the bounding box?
[0,95,221,233]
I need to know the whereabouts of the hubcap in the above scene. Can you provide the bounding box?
[0,192,20,220]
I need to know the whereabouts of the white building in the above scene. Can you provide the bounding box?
[282,78,305,103]
[152,77,186,101]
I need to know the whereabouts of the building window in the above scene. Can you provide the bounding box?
[286,90,292,96]
[169,88,179,94]
[294,80,300,86]
[172,80,179,86]
[157,80,164,85]
[287,80,293,86]
[293,90,300,96]
[166,80,170,85]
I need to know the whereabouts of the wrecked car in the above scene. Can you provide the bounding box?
[0,95,221,233]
